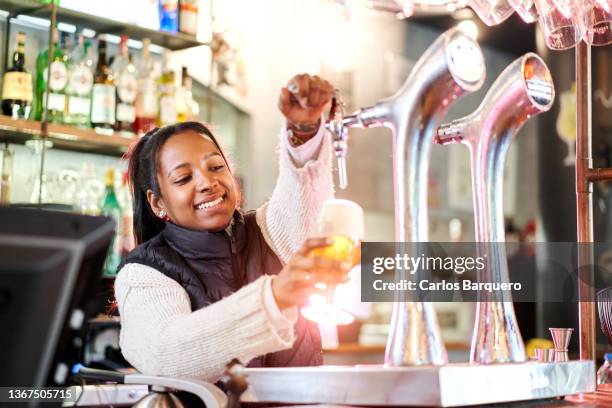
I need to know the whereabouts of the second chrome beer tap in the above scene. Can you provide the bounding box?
[325,27,487,365]
[436,53,555,363]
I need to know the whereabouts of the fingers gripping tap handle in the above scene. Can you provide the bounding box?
[287,81,349,189]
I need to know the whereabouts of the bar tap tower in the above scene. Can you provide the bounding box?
[328,27,486,365]
[436,54,555,363]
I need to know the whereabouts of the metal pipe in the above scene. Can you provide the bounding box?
[575,41,595,362]
[331,27,486,365]
[586,168,612,182]
[437,53,555,363]
[38,0,57,206]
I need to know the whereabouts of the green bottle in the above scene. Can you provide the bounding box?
[65,33,93,127]
[101,168,122,277]
[35,29,68,122]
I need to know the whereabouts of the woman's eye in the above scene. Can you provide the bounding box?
[211,165,225,172]
[174,175,192,185]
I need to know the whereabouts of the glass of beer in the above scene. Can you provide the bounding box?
[300,198,364,326]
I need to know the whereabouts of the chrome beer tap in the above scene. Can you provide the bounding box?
[326,94,350,189]
[324,27,486,365]
[436,53,555,363]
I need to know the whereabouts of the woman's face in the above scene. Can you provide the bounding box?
[148,130,238,232]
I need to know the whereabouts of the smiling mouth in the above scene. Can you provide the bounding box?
[195,193,227,211]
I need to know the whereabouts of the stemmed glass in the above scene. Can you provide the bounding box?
[583,0,612,45]
[533,0,585,49]
[468,0,516,25]
[508,0,539,22]
[300,199,364,326]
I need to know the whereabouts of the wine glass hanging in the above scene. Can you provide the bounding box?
[367,0,612,48]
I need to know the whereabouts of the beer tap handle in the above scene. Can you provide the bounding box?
[287,82,351,189]
[326,92,349,189]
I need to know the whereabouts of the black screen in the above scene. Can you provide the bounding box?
[0,207,115,387]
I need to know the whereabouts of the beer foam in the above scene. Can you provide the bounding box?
[317,199,364,239]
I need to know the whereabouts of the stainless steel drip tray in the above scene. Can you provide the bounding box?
[242,361,595,407]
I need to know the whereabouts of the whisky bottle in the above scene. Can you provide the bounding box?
[1,32,33,119]
[90,35,116,133]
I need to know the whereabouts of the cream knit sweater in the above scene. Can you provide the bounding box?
[114,123,334,382]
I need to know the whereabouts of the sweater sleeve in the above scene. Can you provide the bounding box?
[256,122,335,264]
[115,263,296,382]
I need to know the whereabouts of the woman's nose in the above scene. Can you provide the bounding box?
[195,172,219,192]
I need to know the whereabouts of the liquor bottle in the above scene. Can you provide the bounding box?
[176,67,199,122]
[159,0,179,33]
[90,35,116,134]
[1,32,33,119]
[157,51,176,126]
[35,29,68,122]
[134,38,158,135]
[101,168,122,277]
[65,32,94,127]
[179,0,199,36]
[112,36,137,136]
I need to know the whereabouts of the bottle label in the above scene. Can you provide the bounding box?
[43,60,68,91]
[179,11,198,35]
[142,84,158,116]
[179,0,198,35]
[68,95,90,116]
[68,65,93,96]
[43,91,66,111]
[159,95,176,125]
[1,72,33,102]
[117,72,137,104]
[91,84,116,124]
[117,103,135,123]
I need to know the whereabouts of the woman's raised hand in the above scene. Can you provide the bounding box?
[271,237,352,310]
[278,74,334,133]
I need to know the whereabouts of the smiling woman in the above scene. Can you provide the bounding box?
[148,129,238,232]
[113,74,352,384]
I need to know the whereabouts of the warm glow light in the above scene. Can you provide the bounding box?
[457,20,478,40]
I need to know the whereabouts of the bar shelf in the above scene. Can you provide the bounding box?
[0,0,207,50]
[0,116,133,157]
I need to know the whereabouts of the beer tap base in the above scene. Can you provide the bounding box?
[242,360,594,407]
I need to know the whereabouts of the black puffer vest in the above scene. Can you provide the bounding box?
[121,210,322,368]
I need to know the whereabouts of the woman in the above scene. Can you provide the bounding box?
[114,74,349,382]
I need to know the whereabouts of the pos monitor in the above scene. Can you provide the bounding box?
[0,207,115,387]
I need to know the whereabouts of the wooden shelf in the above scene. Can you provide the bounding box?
[0,0,207,51]
[0,116,134,156]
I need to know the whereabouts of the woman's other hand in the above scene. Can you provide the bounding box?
[271,237,352,310]
[278,74,334,143]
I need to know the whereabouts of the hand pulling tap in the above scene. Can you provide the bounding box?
[436,53,555,363]
[287,84,352,189]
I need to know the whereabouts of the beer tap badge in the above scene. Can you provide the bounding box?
[524,56,554,107]
[446,34,485,86]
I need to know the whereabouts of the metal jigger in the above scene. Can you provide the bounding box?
[550,328,573,362]
[326,27,486,366]
[437,54,555,363]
